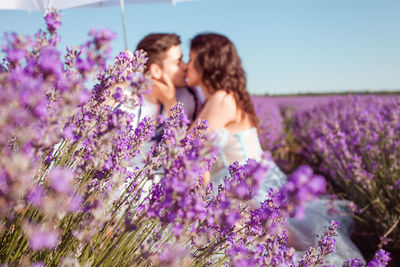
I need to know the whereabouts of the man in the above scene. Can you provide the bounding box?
[135,33,203,128]
[125,34,203,193]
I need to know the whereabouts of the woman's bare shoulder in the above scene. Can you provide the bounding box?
[207,90,236,108]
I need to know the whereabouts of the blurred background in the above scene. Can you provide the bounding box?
[1,0,399,95]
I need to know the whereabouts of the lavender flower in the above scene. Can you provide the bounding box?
[366,249,391,267]
[48,167,74,193]
[343,258,363,267]
[298,220,339,266]
[39,46,62,77]
[112,86,123,102]
[44,9,61,35]
[252,96,284,152]
[30,231,59,251]
[27,186,46,207]
[152,244,191,266]
[89,28,116,50]
[24,224,59,251]
[283,165,327,219]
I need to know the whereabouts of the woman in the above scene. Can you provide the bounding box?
[186,33,364,265]
[187,33,286,198]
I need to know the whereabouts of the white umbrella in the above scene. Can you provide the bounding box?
[0,0,196,49]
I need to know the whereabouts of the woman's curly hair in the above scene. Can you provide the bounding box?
[190,33,258,128]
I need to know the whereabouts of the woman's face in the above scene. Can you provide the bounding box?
[186,50,202,88]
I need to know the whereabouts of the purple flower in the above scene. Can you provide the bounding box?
[222,211,241,227]
[124,213,138,232]
[33,100,48,119]
[318,235,336,255]
[63,125,75,140]
[68,194,82,212]
[112,86,123,102]
[308,175,327,194]
[252,96,284,151]
[366,249,391,267]
[2,32,31,65]
[89,28,116,50]
[39,46,62,77]
[225,159,269,201]
[319,220,339,256]
[298,220,339,266]
[78,90,91,105]
[6,48,26,63]
[156,244,189,266]
[27,186,46,207]
[283,165,326,219]
[29,229,59,251]
[343,258,363,267]
[48,167,74,193]
[45,9,61,34]
[30,262,45,267]
[76,56,93,73]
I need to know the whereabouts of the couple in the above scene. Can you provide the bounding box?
[135,32,270,186]
[133,32,364,265]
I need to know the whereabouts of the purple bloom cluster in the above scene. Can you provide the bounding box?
[226,230,296,266]
[0,9,77,219]
[48,167,74,193]
[366,249,391,267]
[29,230,59,251]
[23,223,59,251]
[152,244,191,266]
[298,220,339,266]
[252,96,284,152]
[0,9,153,262]
[292,95,400,252]
[282,165,327,219]
[343,257,363,267]
[44,9,61,35]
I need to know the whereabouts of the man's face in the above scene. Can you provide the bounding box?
[160,45,187,88]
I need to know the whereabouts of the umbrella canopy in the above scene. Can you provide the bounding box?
[82,0,195,8]
[0,0,196,49]
[0,0,194,12]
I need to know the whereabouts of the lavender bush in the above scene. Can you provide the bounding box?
[252,95,301,177]
[0,10,391,266]
[252,96,284,152]
[291,95,400,260]
[252,95,349,174]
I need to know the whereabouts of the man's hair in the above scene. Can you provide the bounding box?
[136,33,180,72]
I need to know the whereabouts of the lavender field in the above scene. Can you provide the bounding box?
[254,94,400,266]
[0,10,398,266]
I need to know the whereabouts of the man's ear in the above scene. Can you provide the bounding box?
[149,63,162,80]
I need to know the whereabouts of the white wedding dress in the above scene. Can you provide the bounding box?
[210,127,365,266]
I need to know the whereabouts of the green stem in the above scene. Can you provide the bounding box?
[92,231,128,266]
[194,225,246,262]
[11,238,28,263]
[128,219,160,257]
[5,228,20,263]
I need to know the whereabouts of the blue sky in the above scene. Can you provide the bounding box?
[1,0,399,95]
